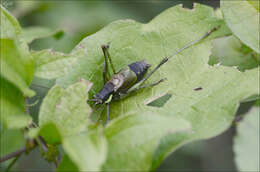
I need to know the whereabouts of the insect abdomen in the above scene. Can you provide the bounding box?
[95,82,114,102]
[128,60,151,82]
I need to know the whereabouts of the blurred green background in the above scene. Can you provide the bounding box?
[1,0,249,171]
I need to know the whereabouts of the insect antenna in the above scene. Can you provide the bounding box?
[138,26,219,86]
[168,26,219,59]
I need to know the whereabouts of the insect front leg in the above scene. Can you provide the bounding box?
[104,94,113,124]
[101,44,116,74]
[106,103,110,124]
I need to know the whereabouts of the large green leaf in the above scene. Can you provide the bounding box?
[56,4,230,88]
[35,4,258,170]
[0,5,35,97]
[209,36,260,71]
[32,49,77,79]
[233,107,259,171]
[221,0,260,53]
[39,80,92,138]
[22,26,64,44]
[61,129,107,171]
[103,113,191,171]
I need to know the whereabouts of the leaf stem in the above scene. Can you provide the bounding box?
[4,154,21,172]
[0,147,26,163]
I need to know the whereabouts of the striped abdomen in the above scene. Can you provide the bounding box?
[128,60,151,82]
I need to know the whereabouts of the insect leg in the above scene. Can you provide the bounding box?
[101,44,116,74]
[106,103,110,124]
[121,78,166,98]
[136,57,169,87]
[101,45,110,84]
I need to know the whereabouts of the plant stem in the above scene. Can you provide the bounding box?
[4,154,21,172]
[0,147,26,163]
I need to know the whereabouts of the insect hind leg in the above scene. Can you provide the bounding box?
[127,78,166,94]
[118,78,166,99]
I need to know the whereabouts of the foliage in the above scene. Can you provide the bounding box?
[0,5,34,129]
[209,36,259,71]
[39,80,92,139]
[233,107,259,172]
[22,26,64,44]
[0,1,259,171]
[221,0,259,53]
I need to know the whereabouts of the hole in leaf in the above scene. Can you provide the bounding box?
[147,93,172,108]
[193,87,203,91]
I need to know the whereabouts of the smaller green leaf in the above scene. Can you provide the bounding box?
[32,49,77,79]
[247,0,260,12]
[39,80,92,138]
[62,129,107,171]
[103,113,191,171]
[234,107,259,172]
[27,127,39,139]
[221,0,260,53]
[57,154,79,172]
[22,26,64,44]
[0,5,22,39]
[39,123,62,145]
[0,39,35,97]
[0,6,35,91]
[209,36,260,71]
[0,128,25,157]
[11,1,40,18]
[0,78,32,129]
[254,99,260,106]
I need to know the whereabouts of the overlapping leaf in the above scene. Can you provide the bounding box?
[221,0,260,53]
[22,26,64,44]
[103,113,191,171]
[0,5,35,91]
[0,39,35,97]
[0,78,32,129]
[0,5,34,129]
[60,129,107,171]
[234,107,259,171]
[209,36,260,71]
[0,128,25,157]
[39,80,92,139]
[32,49,77,79]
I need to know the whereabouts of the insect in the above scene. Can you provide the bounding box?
[89,26,218,124]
